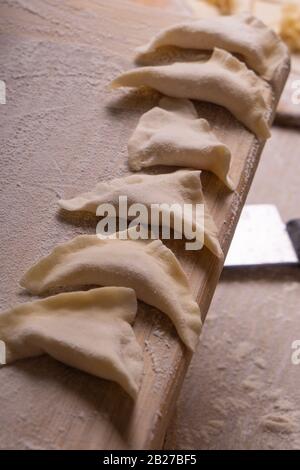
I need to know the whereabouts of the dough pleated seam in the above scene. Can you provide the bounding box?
[20,233,202,351]
[111,48,272,140]
[59,168,223,258]
[134,13,289,81]
[126,97,235,190]
[0,287,143,398]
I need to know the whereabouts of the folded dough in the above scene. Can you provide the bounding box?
[135,13,289,80]
[0,287,143,398]
[127,97,234,190]
[111,48,271,140]
[59,168,223,258]
[20,234,202,351]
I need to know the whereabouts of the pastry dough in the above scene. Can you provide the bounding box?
[135,13,288,80]
[111,48,271,140]
[20,234,202,351]
[0,287,143,398]
[127,97,234,190]
[59,168,223,258]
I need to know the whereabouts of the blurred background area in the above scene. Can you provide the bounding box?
[134,0,300,450]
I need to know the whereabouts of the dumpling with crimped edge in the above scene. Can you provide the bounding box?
[135,13,289,80]
[59,169,223,258]
[0,287,143,399]
[20,232,202,351]
[111,48,272,140]
[127,97,234,190]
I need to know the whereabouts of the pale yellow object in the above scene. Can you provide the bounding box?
[128,97,234,191]
[0,287,143,398]
[59,168,223,258]
[20,234,202,351]
[280,3,300,52]
[112,48,271,140]
[204,0,236,15]
[134,13,288,80]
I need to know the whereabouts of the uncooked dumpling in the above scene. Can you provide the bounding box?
[59,168,223,258]
[0,287,143,398]
[111,48,271,140]
[127,97,234,190]
[20,234,202,351]
[135,13,289,80]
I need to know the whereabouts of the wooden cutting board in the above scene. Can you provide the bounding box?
[0,0,289,449]
[276,66,300,127]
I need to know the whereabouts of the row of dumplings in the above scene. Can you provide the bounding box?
[0,14,288,398]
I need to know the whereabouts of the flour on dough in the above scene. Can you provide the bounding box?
[111,48,271,140]
[20,233,202,351]
[59,168,223,258]
[0,287,143,398]
[127,97,234,190]
[135,13,289,80]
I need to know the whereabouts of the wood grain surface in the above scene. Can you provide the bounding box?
[0,0,290,449]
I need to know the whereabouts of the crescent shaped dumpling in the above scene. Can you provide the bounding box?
[111,48,271,140]
[127,97,234,190]
[20,234,202,351]
[59,169,223,258]
[135,13,289,80]
[0,287,143,398]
